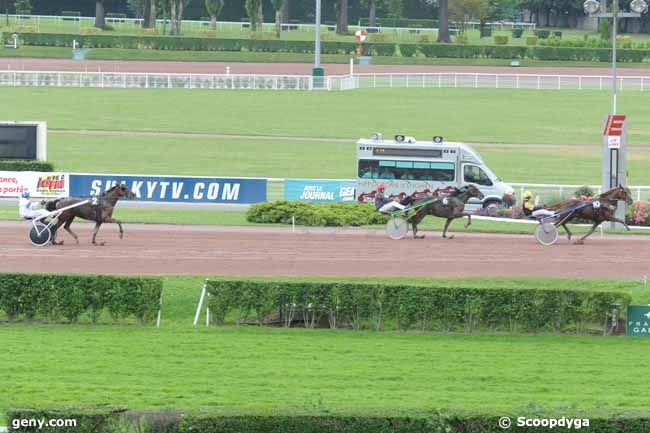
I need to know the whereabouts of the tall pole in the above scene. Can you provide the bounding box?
[315,0,322,69]
[611,0,617,115]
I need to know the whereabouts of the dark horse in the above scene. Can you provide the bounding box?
[408,185,485,239]
[45,184,135,246]
[546,185,633,245]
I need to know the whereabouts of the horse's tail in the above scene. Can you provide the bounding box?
[44,199,60,212]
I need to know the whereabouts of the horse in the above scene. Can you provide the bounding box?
[407,185,485,239]
[548,185,633,245]
[44,184,135,246]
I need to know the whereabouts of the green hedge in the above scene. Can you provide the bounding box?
[246,201,388,227]
[206,279,629,334]
[10,408,650,433]
[8,32,650,62]
[0,273,163,323]
[0,160,53,171]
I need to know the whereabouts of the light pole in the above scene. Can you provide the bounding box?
[313,0,325,88]
[583,0,647,226]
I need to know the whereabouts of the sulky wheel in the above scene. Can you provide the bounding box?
[386,216,409,240]
[29,222,52,247]
[534,222,558,246]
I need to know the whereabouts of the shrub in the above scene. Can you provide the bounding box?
[206,279,630,334]
[574,185,595,198]
[399,43,417,57]
[0,160,53,171]
[553,31,562,38]
[101,24,115,31]
[0,273,163,323]
[140,27,160,36]
[599,18,610,40]
[526,36,538,46]
[249,31,277,40]
[493,35,508,45]
[455,34,469,44]
[480,27,492,38]
[79,26,101,35]
[366,32,391,43]
[246,201,387,227]
[415,33,431,44]
[534,29,550,39]
[512,28,524,38]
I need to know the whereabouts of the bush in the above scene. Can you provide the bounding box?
[574,185,595,198]
[512,28,524,38]
[553,31,562,38]
[0,160,53,171]
[101,24,115,31]
[366,32,391,43]
[140,27,160,36]
[480,27,492,38]
[415,33,431,44]
[526,36,538,46]
[493,35,508,45]
[246,201,387,227]
[398,43,417,57]
[206,279,630,333]
[454,34,469,44]
[80,26,101,35]
[0,273,163,323]
[534,29,550,39]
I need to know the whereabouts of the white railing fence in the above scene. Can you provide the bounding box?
[2,71,649,92]
[509,183,650,203]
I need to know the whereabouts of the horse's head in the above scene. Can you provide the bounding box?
[104,183,136,199]
[606,185,633,205]
[465,184,485,201]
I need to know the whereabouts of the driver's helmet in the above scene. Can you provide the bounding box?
[376,184,385,192]
[21,191,30,198]
[522,191,533,200]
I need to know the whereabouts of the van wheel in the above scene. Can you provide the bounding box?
[482,199,501,216]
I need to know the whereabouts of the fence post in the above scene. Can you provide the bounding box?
[438,74,441,88]
[422,74,425,88]
[57,72,61,87]
[638,188,641,201]
[495,74,498,89]
[579,76,582,90]
[406,74,409,88]
[146,73,149,89]
[516,75,519,89]
[557,76,560,90]
[642,77,645,92]
[599,77,602,90]
[167,74,171,88]
[537,75,540,90]
[475,74,478,88]
[373,74,376,88]
[454,74,457,88]
[390,74,393,88]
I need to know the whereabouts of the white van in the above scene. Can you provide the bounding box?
[355,133,514,208]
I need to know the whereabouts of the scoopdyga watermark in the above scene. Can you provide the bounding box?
[499,416,590,429]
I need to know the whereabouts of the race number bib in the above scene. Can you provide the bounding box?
[592,200,600,209]
[442,197,449,206]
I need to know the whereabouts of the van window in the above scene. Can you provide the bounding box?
[358,159,455,182]
[463,165,493,186]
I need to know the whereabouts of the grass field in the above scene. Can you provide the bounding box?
[2,274,650,422]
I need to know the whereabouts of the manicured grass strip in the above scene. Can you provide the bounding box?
[2,325,650,420]
[3,88,650,146]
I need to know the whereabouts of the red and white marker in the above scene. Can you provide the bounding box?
[354,30,367,42]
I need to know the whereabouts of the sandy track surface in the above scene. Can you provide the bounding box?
[2,222,649,278]
[3,57,650,76]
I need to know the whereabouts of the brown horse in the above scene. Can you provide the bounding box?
[548,185,633,244]
[408,185,485,239]
[45,184,135,246]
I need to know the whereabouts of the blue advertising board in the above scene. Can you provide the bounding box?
[284,179,356,203]
[70,174,267,204]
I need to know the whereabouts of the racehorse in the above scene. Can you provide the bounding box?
[45,184,135,246]
[408,185,485,239]
[547,185,633,244]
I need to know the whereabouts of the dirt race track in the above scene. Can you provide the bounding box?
[3,221,650,279]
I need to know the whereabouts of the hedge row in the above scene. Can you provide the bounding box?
[0,160,53,171]
[8,408,650,433]
[7,32,650,62]
[0,273,163,323]
[246,201,388,227]
[206,280,629,334]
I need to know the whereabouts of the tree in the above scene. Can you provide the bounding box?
[437,0,451,42]
[336,0,348,34]
[387,0,402,19]
[14,0,30,14]
[270,0,285,38]
[361,0,381,27]
[205,0,224,29]
[245,0,261,31]
[143,0,156,28]
[95,0,106,29]
[168,0,188,35]
[448,0,489,34]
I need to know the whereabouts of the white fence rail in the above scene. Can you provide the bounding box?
[329,73,650,92]
[509,183,650,203]
[0,71,313,90]
[3,71,650,92]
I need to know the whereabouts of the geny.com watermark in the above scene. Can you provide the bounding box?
[11,418,77,430]
[499,416,590,429]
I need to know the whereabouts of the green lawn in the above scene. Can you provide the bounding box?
[2,274,650,420]
[3,87,650,146]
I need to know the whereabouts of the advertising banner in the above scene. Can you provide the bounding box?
[627,305,650,337]
[69,174,267,204]
[0,171,69,198]
[284,179,356,203]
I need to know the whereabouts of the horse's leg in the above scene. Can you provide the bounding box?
[51,218,67,246]
[612,217,630,231]
[92,222,104,246]
[561,223,572,240]
[575,222,600,245]
[408,212,425,239]
[442,218,455,239]
[101,216,124,239]
[63,217,79,244]
[463,214,471,229]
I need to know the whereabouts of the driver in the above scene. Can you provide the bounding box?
[522,191,555,218]
[374,184,411,214]
[18,191,50,220]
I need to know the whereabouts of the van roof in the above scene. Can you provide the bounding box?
[357,136,484,163]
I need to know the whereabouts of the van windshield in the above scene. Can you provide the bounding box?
[358,159,455,181]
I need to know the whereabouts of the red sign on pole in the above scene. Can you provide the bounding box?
[603,114,626,136]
